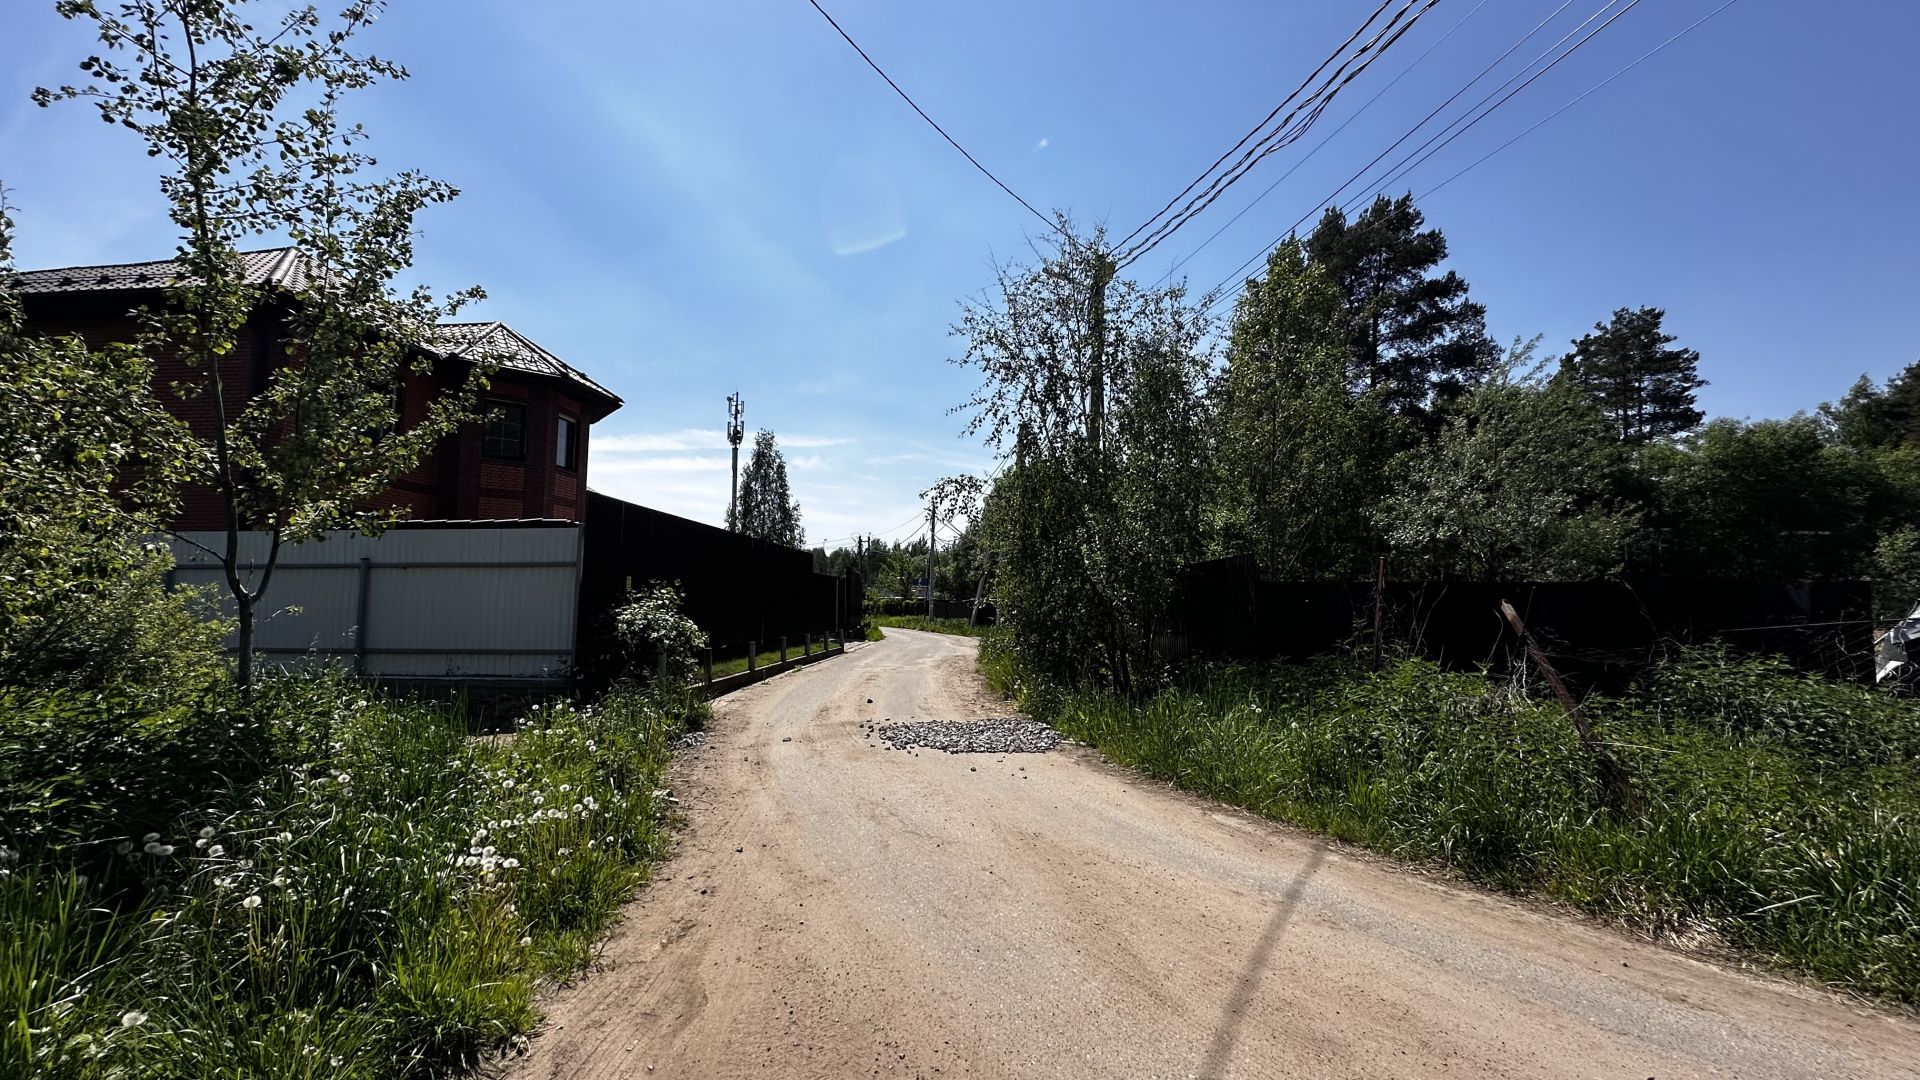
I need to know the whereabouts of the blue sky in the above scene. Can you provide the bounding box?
[4,1,1916,547]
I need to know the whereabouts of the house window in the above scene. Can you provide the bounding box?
[483,401,526,459]
[556,415,580,471]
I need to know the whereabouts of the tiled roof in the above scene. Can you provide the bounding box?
[427,321,622,413]
[11,249,622,418]
[9,247,320,294]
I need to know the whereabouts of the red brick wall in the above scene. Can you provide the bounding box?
[22,292,595,526]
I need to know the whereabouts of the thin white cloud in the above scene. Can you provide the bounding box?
[590,454,730,475]
[832,226,908,257]
[1033,137,1050,152]
[595,429,853,453]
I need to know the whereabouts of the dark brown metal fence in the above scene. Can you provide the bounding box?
[576,491,862,692]
[1167,555,1878,686]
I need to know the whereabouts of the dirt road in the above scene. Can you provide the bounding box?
[509,629,1920,1079]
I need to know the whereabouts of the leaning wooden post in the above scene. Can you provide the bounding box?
[1499,600,1639,814]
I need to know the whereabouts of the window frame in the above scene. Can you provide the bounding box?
[482,400,528,461]
[555,414,580,472]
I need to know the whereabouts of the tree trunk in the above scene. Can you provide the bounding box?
[235,591,256,697]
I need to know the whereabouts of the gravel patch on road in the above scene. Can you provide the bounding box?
[674,730,709,752]
[876,718,1060,754]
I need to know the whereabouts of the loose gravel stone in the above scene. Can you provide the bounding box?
[876,718,1060,754]
[674,730,709,752]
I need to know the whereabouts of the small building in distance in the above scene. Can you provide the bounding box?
[12,248,622,528]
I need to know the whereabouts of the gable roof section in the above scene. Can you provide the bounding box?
[10,247,319,294]
[427,321,622,419]
[11,249,623,421]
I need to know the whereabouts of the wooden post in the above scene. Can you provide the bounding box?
[354,557,373,676]
[1371,556,1385,671]
[779,636,788,665]
[748,641,757,673]
[1499,600,1639,814]
[704,647,714,685]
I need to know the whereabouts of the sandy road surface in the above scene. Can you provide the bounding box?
[508,629,1919,1080]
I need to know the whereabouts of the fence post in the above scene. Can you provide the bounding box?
[804,632,811,657]
[780,636,788,665]
[748,642,757,673]
[705,648,714,685]
[656,653,667,680]
[1499,600,1639,814]
[354,556,373,676]
[1371,556,1385,672]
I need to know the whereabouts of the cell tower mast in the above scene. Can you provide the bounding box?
[726,392,746,530]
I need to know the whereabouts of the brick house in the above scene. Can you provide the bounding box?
[13,248,622,528]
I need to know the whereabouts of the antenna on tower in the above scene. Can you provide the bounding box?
[726,392,746,530]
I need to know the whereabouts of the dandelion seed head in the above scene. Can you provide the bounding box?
[121,1010,147,1027]
[241,894,263,910]
[199,826,216,839]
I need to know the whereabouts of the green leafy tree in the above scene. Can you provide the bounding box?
[1304,194,1499,423]
[1635,417,1890,580]
[1376,352,1638,580]
[38,0,488,691]
[0,203,223,690]
[956,220,1214,688]
[1561,306,1706,443]
[1214,238,1391,577]
[1823,361,1920,450]
[728,429,803,547]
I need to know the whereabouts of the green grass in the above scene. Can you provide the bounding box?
[873,615,990,637]
[0,676,702,1078]
[981,635,1920,1005]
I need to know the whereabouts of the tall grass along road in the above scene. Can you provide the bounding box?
[509,629,1919,1080]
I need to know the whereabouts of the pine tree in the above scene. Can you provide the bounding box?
[1561,307,1706,443]
[727,430,803,547]
[1823,361,1920,449]
[1304,194,1499,423]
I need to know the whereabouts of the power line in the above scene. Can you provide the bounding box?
[1340,0,1648,214]
[1200,0,1620,314]
[801,0,1054,233]
[1417,0,1743,201]
[1157,0,1492,285]
[1114,0,1401,253]
[1118,0,1449,269]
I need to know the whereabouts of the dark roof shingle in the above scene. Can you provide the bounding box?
[11,248,622,418]
[426,321,621,414]
[9,247,319,294]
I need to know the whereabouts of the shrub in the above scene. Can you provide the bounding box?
[610,583,708,683]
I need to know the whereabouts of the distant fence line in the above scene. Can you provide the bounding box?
[1168,556,1879,686]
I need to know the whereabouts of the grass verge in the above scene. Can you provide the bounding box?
[0,677,702,1078]
[873,615,990,637]
[980,634,1920,1006]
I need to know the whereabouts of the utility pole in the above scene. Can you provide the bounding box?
[725,392,745,530]
[1087,249,1115,453]
[926,500,937,619]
